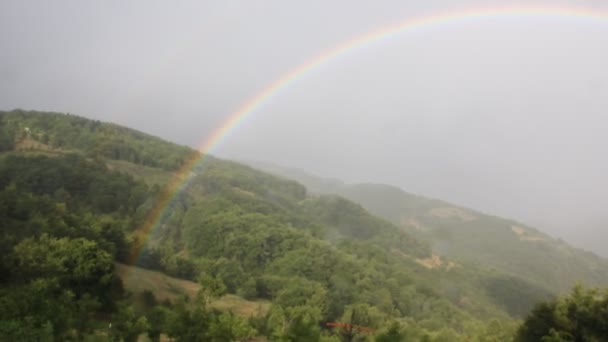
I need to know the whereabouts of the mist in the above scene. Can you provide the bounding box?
[2,0,608,255]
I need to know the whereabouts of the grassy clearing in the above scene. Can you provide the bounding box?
[115,263,199,301]
[15,138,62,153]
[211,294,269,318]
[511,225,545,241]
[115,263,270,318]
[428,206,477,222]
[0,138,70,157]
[105,160,174,186]
[415,254,459,270]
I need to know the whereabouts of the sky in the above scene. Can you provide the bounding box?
[1,0,608,255]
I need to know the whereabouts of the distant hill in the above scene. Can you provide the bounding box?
[247,160,608,294]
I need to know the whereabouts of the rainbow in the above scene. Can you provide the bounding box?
[128,5,608,264]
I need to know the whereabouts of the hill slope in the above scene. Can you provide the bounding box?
[248,161,608,293]
[0,109,562,340]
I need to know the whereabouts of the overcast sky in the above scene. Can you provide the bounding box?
[2,0,608,255]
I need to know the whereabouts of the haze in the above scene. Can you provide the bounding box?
[2,0,608,255]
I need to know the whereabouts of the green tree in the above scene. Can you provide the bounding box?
[145,306,169,342]
[207,311,256,341]
[0,119,14,151]
[267,305,323,342]
[516,285,608,341]
[110,304,150,342]
[375,321,405,342]
[14,234,114,302]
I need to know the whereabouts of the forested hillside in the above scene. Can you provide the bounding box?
[251,162,608,294]
[1,109,196,170]
[0,110,601,341]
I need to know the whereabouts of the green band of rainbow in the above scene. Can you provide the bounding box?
[128,5,608,265]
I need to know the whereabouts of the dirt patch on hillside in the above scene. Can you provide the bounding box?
[416,254,459,270]
[116,263,199,301]
[511,225,545,241]
[233,187,256,198]
[428,207,476,222]
[15,138,64,155]
[402,218,425,231]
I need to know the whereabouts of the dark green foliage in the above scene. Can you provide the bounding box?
[140,290,158,309]
[0,149,153,337]
[145,306,168,341]
[136,247,163,270]
[375,321,406,342]
[14,235,113,301]
[516,285,608,341]
[209,257,246,293]
[0,116,15,152]
[162,254,198,280]
[0,155,149,266]
[0,235,114,339]
[0,317,54,342]
[109,303,150,342]
[0,154,149,214]
[484,274,554,317]
[237,277,258,299]
[516,302,558,341]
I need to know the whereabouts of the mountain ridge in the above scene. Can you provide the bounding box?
[245,159,608,293]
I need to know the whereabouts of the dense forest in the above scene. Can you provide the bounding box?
[1,110,607,341]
